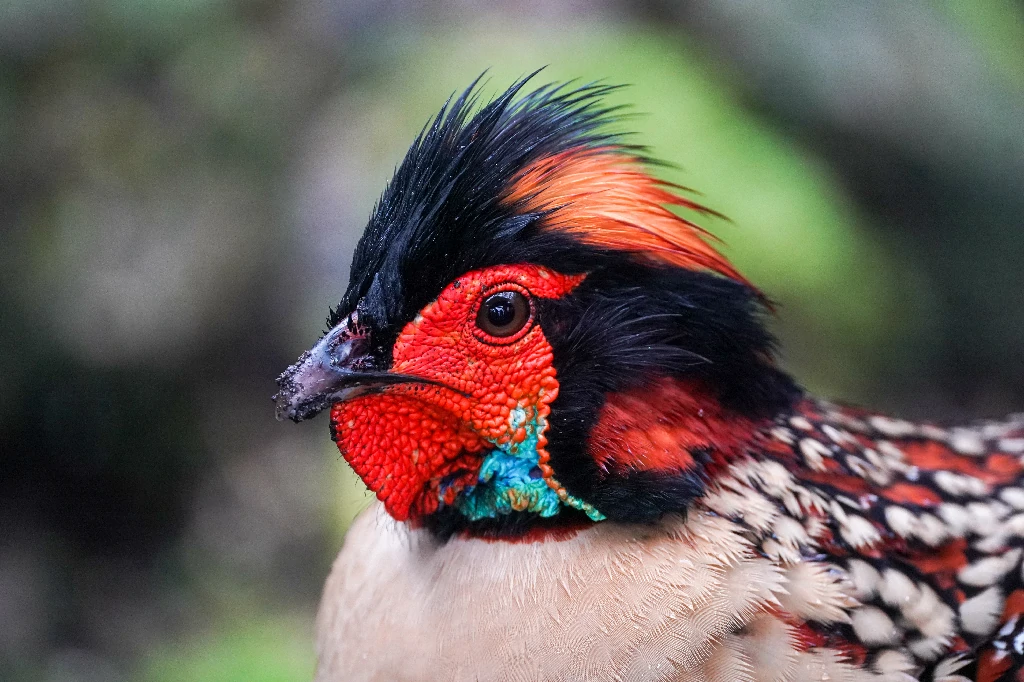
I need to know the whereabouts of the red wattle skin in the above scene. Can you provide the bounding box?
[330,264,585,521]
[330,392,485,521]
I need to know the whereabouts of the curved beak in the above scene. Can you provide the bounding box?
[273,313,414,423]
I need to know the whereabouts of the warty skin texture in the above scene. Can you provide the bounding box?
[276,77,1024,681]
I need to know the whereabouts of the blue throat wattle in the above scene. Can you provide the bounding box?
[449,406,606,522]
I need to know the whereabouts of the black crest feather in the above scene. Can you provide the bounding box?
[333,72,639,348]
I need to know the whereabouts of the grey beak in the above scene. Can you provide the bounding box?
[274,312,443,422]
[273,313,378,422]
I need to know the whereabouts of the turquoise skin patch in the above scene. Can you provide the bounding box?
[451,406,606,522]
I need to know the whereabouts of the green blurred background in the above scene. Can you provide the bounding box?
[3,1,1024,680]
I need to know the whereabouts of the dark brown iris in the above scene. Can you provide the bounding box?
[476,291,530,337]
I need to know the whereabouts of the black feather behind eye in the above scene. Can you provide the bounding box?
[536,263,800,521]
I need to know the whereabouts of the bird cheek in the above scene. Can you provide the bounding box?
[465,371,560,447]
[330,393,486,521]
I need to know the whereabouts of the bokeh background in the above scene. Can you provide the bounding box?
[3,1,1024,680]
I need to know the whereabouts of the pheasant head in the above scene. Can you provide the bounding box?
[274,76,799,532]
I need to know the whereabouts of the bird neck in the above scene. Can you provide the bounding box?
[424,377,786,539]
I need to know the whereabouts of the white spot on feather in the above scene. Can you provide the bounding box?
[938,503,971,536]
[958,549,1021,587]
[770,426,795,445]
[916,513,951,546]
[909,635,950,661]
[798,438,830,471]
[885,506,918,539]
[777,561,853,624]
[920,424,949,440]
[851,606,900,645]
[1000,438,1024,453]
[846,559,880,601]
[876,440,905,463]
[905,583,955,640]
[949,429,986,455]
[870,416,917,437]
[771,516,810,562]
[873,648,915,676]
[1000,487,1024,510]
[934,470,989,497]
[967,501,1010,532]
[822,424,857,446]
[840,515,881,549]
[789,416,813,431]
[959,586,1003,636]
[879,568,917,609]
[931,654,972,682]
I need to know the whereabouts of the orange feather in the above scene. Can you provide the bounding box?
[504,148,758,293]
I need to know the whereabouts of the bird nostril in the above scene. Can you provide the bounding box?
[329,334,370,367]
[323,316,372,367]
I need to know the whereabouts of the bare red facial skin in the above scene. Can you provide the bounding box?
[330,264,585,521]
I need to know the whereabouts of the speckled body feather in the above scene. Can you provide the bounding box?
[318,402,1024,682]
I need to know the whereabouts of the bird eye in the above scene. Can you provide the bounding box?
[476,290,530,338]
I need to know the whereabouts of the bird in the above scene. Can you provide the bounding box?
[274,75,1024,682]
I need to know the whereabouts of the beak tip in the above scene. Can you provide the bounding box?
[272,379,313,423]
[271,394,287,421]
[272,366,309,423]
[273,397,309,423]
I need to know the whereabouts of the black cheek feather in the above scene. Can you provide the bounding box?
[589,469,707,523]
[422,505,595,542]
[537,263,801,522]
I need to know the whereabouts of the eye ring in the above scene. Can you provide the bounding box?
[475,289,531,341]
